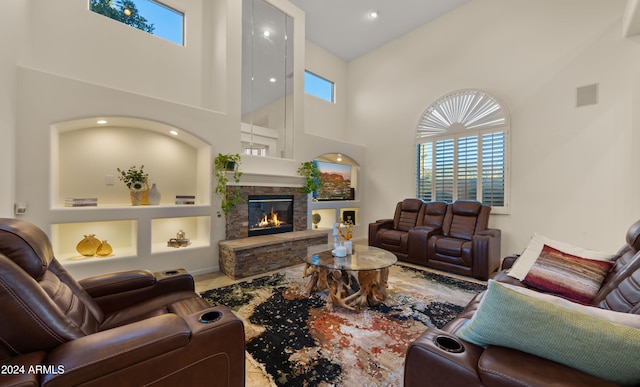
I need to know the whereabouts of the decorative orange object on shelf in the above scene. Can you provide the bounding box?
[76,234,101,256]
[96,240,113,257]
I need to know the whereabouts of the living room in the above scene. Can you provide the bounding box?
[1,0,639,385]
[1,0,639,278]
[0,0,640,278]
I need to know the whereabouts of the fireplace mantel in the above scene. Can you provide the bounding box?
[231,172,305,187]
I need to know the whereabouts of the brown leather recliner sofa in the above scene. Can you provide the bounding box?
[369,199,501,280]
[404,219,640,387]
[0,218,245,387]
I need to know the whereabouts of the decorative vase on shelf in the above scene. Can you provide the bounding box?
[147,183,161,205]
[130,190,143,206]
[96,240,113,257]
[141,178,150,205]
[76,234,101,256]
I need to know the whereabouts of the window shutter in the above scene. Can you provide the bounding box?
[435,139,454,202]
[457,136,478,200]
[482,132,506,207]
[416,143,433,201]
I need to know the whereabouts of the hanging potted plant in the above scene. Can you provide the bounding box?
[213,153,244,216]
[297,161,322,194]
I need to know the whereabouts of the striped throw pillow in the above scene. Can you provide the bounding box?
[522,244,613,304]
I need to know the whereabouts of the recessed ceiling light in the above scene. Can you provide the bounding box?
[270,77,277,83]
[170,130,178,136]
[263,30,270,38]
[369,11,379,19]
[97,119,107,125]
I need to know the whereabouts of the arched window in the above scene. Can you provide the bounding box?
[416,89,509,214]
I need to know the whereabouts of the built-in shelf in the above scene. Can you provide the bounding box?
[49,117,214,277]
[52,220,138,263]
[309,201,360,236]
[151,216,210,254]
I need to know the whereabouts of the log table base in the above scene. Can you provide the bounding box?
[301,244,397,311]
[303,264,391,312]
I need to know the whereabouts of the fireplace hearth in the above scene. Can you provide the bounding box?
[248,195,294,236]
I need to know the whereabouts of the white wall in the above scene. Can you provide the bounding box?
[348,0,640,255]
[0,0,28,217]
[27,0,227,111]
[304,41,350,142]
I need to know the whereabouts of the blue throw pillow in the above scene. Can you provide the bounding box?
[455,280,640,386]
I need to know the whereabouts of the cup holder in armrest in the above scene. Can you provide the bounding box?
[164,270,179,276]
[434,335,464,353]
[199,310,223,324]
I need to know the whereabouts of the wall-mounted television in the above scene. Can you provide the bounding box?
[314,161,353,201]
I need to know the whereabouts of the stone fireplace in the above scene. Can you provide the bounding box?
[225,186,308,240]
[220,185,329,279]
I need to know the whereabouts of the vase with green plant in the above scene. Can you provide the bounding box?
[297,161,322,194]
[117,165,149,205]
[213,153,244,216]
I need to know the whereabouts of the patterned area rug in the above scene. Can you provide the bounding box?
[200,263,486,387]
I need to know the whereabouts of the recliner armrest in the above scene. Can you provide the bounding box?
[368,219,394,246]
[479,346,617,386]
[80,270,157,298]
[407,226,442,264]
[42,314,191,386]
[405,328,484,387]
[471,229,501,280]
[81,268,195,315]
[501,254,520,271]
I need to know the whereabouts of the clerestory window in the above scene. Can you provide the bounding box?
[304,70,335,103]
[416,89,509,214]
[89,0,184,46]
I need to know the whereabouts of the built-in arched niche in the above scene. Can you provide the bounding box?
[309,153,360,230]
[51,116,211,207]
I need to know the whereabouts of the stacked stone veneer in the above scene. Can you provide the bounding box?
[219,230,329,279]
[219,185,329,279]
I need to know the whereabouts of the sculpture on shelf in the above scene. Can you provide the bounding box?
[76,234,101,256]
[96,240,113,257]
[116,165,149,206]
[77,234,113,257]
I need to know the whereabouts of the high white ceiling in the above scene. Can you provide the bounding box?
[289,0,471,61]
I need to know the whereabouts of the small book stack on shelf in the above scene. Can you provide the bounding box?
[175,195,196,205]
[65,197,98,207]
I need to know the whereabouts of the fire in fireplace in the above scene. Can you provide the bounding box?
[248,195,294,236]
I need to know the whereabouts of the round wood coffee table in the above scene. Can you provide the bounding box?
[301,244,397,311]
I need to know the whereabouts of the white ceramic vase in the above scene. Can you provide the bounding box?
[344,240,353,255]
[147,183,161,205]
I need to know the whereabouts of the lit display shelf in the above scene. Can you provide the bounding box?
[309,201,360,236]
[48,117,214,278]
[52,220,138,263]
